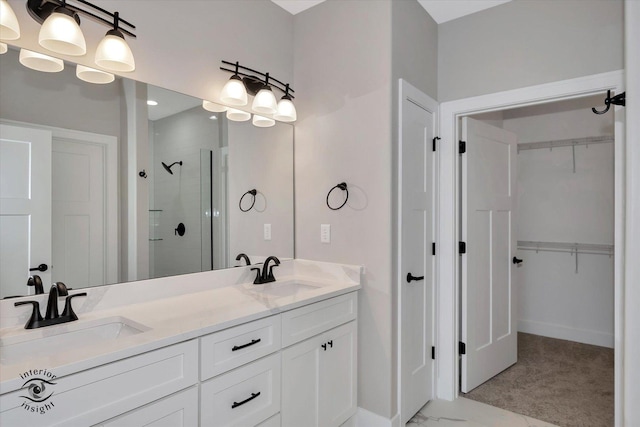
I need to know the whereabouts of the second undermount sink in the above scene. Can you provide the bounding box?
[0,316,150,365]
[250,281,323,297]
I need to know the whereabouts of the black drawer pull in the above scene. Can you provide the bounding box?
[407,273,424,283]
[232,338,261,352]
[231,392,260,409]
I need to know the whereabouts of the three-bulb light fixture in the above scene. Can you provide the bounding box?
[202,61,297,127]
[0,0,136,84]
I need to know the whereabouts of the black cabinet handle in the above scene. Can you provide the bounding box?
[513,257,523,265]
[29,264,48,272]
[231,392,260,409]
[232,338,261,352]
[407,273,424,283]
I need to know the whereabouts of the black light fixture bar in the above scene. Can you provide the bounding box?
[26,0,136,38]
[220,60,295,98]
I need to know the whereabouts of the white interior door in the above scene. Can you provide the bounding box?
[399,81,437,423]
[461,117,518,392]
[52,138,107,289]
[0,124,52,298]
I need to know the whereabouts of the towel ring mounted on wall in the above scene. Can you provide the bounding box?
[326,182,349,210]
[239,189,258,212]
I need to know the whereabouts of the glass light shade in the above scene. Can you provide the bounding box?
[220,76,248,106]
[39,10,86,56]
[95,30,135,72]
[251,86,278,115]
[226,108,251,122]
[76,65,114,84]
[19,49,64,73]
[274,97,297,122]
[0,42,7,54]
[252,115,275,128]
[202,100,227,113]
[0,0,20,40]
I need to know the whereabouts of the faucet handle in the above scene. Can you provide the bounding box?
[55,282,69,297]
[267,264,279,281]
[62,292,87,321]
[251,267,263,285]
[14,300,43,329]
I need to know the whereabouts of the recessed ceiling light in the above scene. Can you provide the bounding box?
[209,115,218,120]
[147,100,158,106]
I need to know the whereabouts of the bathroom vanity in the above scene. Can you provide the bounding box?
[0,260,361,426]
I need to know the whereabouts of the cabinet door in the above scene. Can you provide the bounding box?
[97,387,198,427]
[320,321,357,427]
[281,332,323,427]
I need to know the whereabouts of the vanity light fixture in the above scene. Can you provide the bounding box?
[202,100,227,113]
[220,62,248,106]
[25,0,136,70]
[219,60,296,122]
[226,108,251,122]
[0,0,20,40]
[0,43,7,54]
[147,100,158,106]
[38,0,86,56]
[76,64,114,84]
[252,114,275,128]
[19,48,64,72]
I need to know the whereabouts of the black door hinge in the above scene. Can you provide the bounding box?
[459,341,466,355]
[459,140,466,154]
[432,242,436,256]
[433,136,441,152]
[459,241,466,254]
[431,346,436,360]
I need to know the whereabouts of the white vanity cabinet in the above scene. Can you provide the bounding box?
[280,292,358,427]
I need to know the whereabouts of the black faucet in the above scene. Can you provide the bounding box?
[14,284,87,329]
[27,275,44,295]
[251,256,281,285]
[235,253,252,266]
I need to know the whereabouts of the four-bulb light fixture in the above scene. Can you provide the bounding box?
[202,60,297,126]
[0,0,136,83]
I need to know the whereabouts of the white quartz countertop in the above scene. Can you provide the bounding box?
[0,260,361,394]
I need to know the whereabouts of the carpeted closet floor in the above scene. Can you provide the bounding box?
[462,332,614,427]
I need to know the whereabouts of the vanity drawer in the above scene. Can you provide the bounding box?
[0,340,198,427]
[200,314,281,380]
[281,292,357,347]
[200,353,281,427]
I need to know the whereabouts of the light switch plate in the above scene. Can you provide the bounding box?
[264,224,271,240]
[321,224,331,243]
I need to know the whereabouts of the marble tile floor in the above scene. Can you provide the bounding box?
[408,397,559,427]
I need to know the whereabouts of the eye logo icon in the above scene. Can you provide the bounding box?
[19,369,57,415]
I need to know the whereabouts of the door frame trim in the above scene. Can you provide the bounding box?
[436,71,625,423]
[0,119,119,286]
[397,79,439,424]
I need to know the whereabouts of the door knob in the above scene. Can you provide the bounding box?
[407,273,424,283]
[512,257,523,265]
[29,263,48,272]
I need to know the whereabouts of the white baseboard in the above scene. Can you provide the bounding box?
[518,319,614,348]
[354,408,401,427]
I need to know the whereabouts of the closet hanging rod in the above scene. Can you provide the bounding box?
[517,135,613,153]
[517,240,614,255]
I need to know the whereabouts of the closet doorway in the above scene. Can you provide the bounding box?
[460,95,615,426]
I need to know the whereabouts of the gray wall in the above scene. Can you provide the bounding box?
[438,0,624,101]
[294,0,395,418]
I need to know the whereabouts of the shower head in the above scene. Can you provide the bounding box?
[161,161,183,175]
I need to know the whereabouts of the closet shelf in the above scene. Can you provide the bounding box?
[517,135,613,153]
[517,240,614,256]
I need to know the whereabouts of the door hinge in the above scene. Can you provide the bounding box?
[459,341,466,355]
[459,140,466,154]
[431,346,436,360]
[432,242,436,256]
[459,241,466,254]
[433,136,441,152]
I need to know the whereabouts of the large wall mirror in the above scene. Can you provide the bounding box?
[0,47,294,299]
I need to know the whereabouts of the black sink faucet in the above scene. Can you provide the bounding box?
[235,253,252,266]
[251,256,280,285]
[14,284,87,329]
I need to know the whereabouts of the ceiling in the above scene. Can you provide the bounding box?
[271,0,512,23]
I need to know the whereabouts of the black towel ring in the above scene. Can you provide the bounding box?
[239,189,257,212]
[326,182,348,210]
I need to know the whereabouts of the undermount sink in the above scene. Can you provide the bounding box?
[0,316,150,365]
[250,281,323,297]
